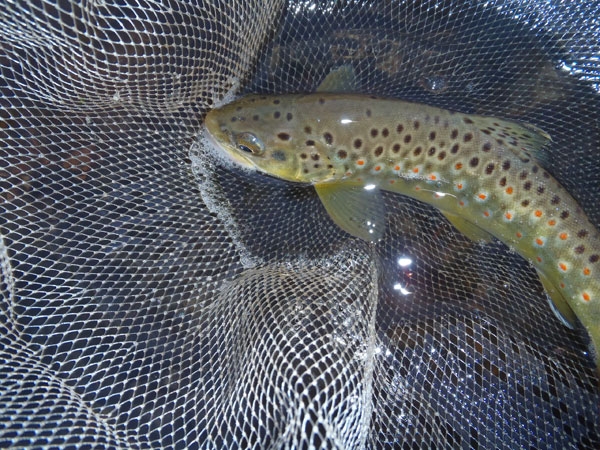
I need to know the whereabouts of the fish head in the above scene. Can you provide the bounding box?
[204,94,336,183]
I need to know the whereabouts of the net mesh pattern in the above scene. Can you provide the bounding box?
[1,0,600,448]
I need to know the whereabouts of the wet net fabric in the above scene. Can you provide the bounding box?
[1,0,600,448]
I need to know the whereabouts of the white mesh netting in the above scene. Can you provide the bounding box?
[1,0,599,448]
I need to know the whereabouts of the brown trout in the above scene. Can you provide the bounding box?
[204,69,600,371]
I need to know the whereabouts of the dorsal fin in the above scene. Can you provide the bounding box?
[316,65,358,93]
[469,116,552,167]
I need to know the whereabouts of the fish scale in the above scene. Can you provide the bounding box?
[205,91,600,374]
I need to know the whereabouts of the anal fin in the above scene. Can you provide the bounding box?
[441,211,494,243]
[536,269,577,329]
[315,182,386,242]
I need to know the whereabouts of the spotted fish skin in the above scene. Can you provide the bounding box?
[205,93,600,370]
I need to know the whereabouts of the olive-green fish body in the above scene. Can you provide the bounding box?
[205,91,600,371]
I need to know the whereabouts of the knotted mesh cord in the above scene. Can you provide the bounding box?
[1,0,600,448]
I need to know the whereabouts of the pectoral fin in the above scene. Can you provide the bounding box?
[441,211,494,243]
[315,183,386,242]
[536,269,577,329]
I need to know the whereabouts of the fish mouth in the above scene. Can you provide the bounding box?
[204,110,257,171]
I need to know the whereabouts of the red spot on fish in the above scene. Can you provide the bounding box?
[413,168,419,173]
[394,165,400,171]
[459,200,465,206]
[345,172,352,176]
[506,187,513,194]
[415,186,421,191]
[505,212,512,220]
[478,193,487,200]
[455,163,463,170]
[559,262,568,271]
[457,183,463,190]
[535,238,543,246]
[375,165,381,171]
[584,267,591,276]
[560,233,568,240]
[389,180,395,184]
[516,232,523,238]
[429,174,437,180]
[483,211,490,217]
[536,256,542,263]
[548,220,556,226]
[583,292,591,302]
[534,210,542,217]
[357,160,365,166]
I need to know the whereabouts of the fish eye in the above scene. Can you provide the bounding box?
[235,132,264,156]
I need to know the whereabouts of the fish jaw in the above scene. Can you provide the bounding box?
[204,109,260,171]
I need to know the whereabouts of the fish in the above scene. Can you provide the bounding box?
[204,67,600,372]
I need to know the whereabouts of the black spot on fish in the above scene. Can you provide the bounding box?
[482,129,491,135]
[482,142,492,152]
[532,165,539,173]
[274,111,281,119]
[413,147,422,156]
[437,151,446,160]
[374,146,384,156]
[252,115,259,121]
[470,157,479,167]
[306,140,315,146]
[463,117,474,124]
[300,153,307,159]
[575,245,585,254]
[590,254,599,263]
[354,139,362,149]
[464,133,473,142]
[366,109,372,117]
[499,177,506,186]
[519,170,528,179]
[319,98,325,104]
[521,199,530,207]
[451,129,458,139]
[404,135,412,144]
[451,144,459,154]
[273,99,280,104]
[434,116,440,124]
[551,195,560,205]
[578,229,589,238]
[502,160,511,171]
[392,143,401,153]
[337,150,347,159]
[397,124,404,134]
[371,129,378,138]
[311,154,319,161]
[327,164,333,169]
[428,147,436,156]
[413,120,420,129]
[429,131,436,141]
[304,126,312,134]
[323,132,333,145]
[485,163,495,174]
[523,181,532,190]
[277,132,290,141]
[560,210,569,219]
[497,139,505,145]
[382,128,389,137]
[231,117,237,122]
[272,150,286,161]
[537,186,544,195]
[314,163,320,168]
[543,171,550,179]
[286,112,293,121]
